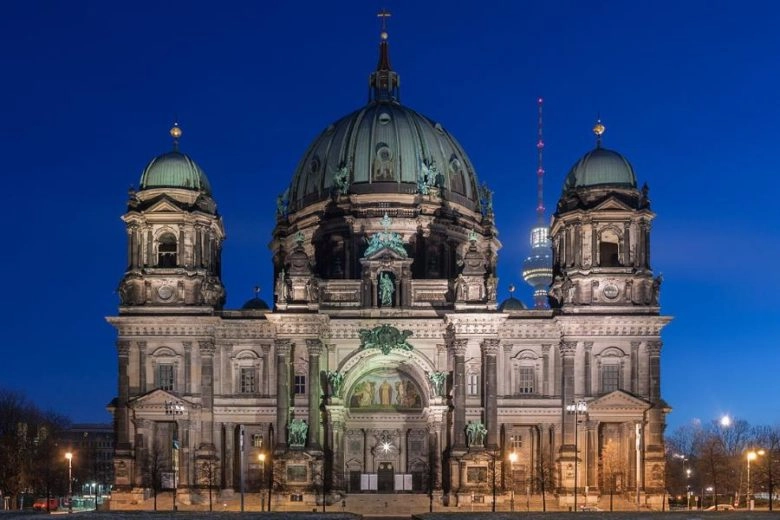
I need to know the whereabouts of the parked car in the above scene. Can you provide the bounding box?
[32,498,59,511]
[705,504,736,511]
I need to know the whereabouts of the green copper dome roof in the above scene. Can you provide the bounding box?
[284,30,481,212]
[287,102,480,210]
[139,151,212,195]
[563,147,637,191]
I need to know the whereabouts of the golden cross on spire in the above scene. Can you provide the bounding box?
[378,9,391,39]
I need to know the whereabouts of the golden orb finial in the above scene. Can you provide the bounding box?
[170,122,182,140]
[593,119,605,137]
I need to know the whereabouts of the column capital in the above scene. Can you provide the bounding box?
[560,341,577,356]
[481,338,500,356]
[503,343,513,353]
[583,341,593,352]
[452,338,468,356]
[305,338,323,356]
[136,340,147,350]
[199,340,216,356]
[541,343,552,354]
[275,338,292,356]
[117,340,131,357]
[182,341,192,351]
[646,340,662,356]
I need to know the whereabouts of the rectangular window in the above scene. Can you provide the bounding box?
[602,364,620,393]
[518,366,535,394]
[294,374,306,395]
[251,434,263,448]
[510,434,523,450]
[467,374,479,396]
[158,364,174,391]
[240,367,256,394]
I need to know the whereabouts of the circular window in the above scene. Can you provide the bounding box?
[602,284,619,299]
[378,112,391,125]
[157,285,175,301]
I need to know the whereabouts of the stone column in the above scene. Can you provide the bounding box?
[275,339,291,450]
[200,341,216,447]
[630,341,640,394]
[137,341,147,394]
[542,344,551,397]
[644,340,665,492]
[222,423,234,490]
[183,342,192,394]
[481,338,500,449]
[261,344,271,396]
[647,341,662,402]
[327,405,346,490]
[560,341,577,446]
[503,343,513,397]
[117,340,131,449]
[583,342,592,396]
[623,222,631,266]
[306,339,322,451]
[452,339,468,450]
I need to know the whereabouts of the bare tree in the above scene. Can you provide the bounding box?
[198,458,219,512]
[141,438,167,511]
[0,388,69,508]
[752,424,780,511]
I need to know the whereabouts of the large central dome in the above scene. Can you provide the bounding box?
[288,103,480,211]
[285,33,481,213]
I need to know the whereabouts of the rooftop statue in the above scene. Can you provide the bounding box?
[363,213,408,257]
[333,164,350,195]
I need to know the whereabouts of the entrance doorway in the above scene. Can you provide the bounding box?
[377,462,394,492]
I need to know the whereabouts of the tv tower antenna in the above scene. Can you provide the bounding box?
[522,97,553,309]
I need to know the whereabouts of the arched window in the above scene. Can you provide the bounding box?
[233,350,261,395]
[597,347,626,393]
[599,228,621,267]
[157,233,177,267]
[449,157,465,194]
[373,144,394,181]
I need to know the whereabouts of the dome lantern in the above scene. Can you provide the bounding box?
[369,10,400,103]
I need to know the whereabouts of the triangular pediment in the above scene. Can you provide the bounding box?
[145,197,186,213]
[592,196,634,212]
[363,246,409,261]
[588,390,652,414]
[128,389,194,416]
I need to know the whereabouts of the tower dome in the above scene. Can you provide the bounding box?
[138,124,212,194]
[562,121,636,191]
[563,147,636,191]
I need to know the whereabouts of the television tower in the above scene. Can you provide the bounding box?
[522,98,553,308]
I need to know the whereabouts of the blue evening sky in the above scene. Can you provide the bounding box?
[1,1,778,432]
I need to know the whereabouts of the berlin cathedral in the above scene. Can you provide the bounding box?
[107,21,670,511]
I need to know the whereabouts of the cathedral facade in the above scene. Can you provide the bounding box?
[107,30,670,510]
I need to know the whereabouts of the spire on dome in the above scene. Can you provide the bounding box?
[369,10,400,103]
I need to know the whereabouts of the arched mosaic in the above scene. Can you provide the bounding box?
[347,368,423,410]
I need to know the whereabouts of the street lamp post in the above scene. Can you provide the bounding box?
[686,468,692,510]
[164,400,185,512]
[258,453,266,511]
[566,400,588,511]
[65,452,73,514]
[747,449,765,510]
[508,452,517,512]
